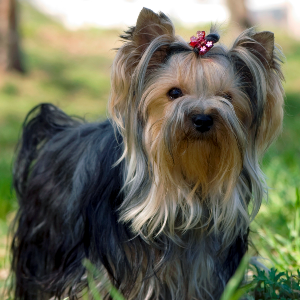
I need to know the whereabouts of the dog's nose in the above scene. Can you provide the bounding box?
[192,114,213,133]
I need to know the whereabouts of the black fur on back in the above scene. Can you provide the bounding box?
[10,104,148,299]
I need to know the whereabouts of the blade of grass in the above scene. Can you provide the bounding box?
[260,228,291,266]
[220,254,251,300]
[295,188,300,252]
[109,287,125,300]
[83,259,125,300]
[83,259,103,300]
[82,288,90,300]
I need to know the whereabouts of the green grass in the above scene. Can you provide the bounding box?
[0,1,299,298]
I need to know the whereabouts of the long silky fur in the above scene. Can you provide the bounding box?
[11,8,284,300]
[10,104,246,300]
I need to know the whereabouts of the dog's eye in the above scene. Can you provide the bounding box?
[168,88,183,100]
[220,92,232,101]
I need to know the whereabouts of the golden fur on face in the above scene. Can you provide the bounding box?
[108,8,284,243]
[143,53,249,189]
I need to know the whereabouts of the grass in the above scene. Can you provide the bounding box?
[0,1,299,298]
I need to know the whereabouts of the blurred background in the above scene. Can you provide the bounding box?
[0,0,299,294]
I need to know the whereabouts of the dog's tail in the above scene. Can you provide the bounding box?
[13,103,80,199]
[10,104,82,300]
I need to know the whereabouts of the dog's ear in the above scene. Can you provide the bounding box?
[132,7,175,51]
[119,8,175,63]
[109,8,175,127]
[229,29,284,154]
[233,31,275,67]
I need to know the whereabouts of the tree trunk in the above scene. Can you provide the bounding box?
[0,0,24,73]
[226,0,252,33]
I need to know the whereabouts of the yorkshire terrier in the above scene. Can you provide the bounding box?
[11,8,284,300]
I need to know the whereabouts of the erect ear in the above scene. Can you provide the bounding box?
[109,8,175,127]
[232,31,275,68]
[120,8,175,53]
[133,7,175,51]
[250,31,274,64]
[229,29,284,154]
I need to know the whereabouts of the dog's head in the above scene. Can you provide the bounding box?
[109,8,284,242]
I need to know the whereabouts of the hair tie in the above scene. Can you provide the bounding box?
[189,31,218,55]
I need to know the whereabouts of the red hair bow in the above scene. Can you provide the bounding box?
[189,31,214,55]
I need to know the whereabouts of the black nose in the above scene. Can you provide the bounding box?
[192,114,213,133]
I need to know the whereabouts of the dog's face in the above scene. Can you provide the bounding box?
[109,8,284,241]
[142,52,249,200]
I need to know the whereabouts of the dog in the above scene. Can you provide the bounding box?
[10,7,284,300]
